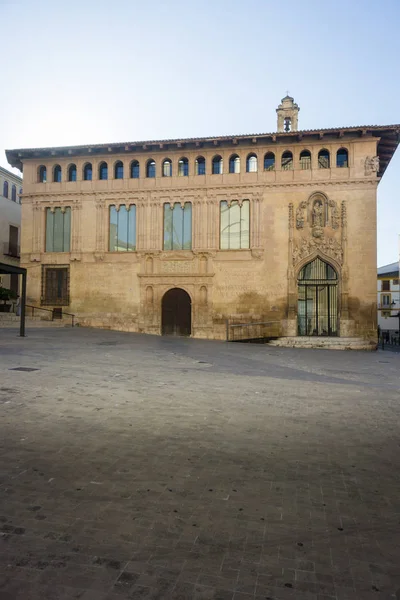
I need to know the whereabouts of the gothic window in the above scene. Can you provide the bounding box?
[163,202,192,250]
[246,153,258,172]
[38,165,47,183]
[220,200,250,250]
[162,159,172,177]
[11,185,16,202]
[53,165,62,182]
[229,154,240,173]
[146,159,156,178]
[299,150,311,170]
[130,160,140,178]
[68,164,77,182]
[42,266,70,306]
[336,148,348,168]
[99,162,108,180]
[212,155,223,174]
[3,180,8,197]
[109,205,136,251]
[281,151,293,170]
[114,161,124,179]
[178,157,189,176]
[195,156,206,175]
[264,152,275,171]
[45,207,71,252]
[318,149,330,169]
[83,163,92,181]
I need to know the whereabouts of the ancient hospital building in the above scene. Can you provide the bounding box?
[6,97,399,347]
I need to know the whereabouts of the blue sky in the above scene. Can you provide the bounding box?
[1,0,398,265]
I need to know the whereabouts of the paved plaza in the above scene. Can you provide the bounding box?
[0,327,399,600]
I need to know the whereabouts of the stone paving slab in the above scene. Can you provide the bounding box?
[0,328,399,599]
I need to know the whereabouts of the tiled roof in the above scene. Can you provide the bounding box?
[378,262,399,276]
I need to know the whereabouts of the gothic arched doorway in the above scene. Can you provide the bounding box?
[161,288,191,336]
[297,257,338,336]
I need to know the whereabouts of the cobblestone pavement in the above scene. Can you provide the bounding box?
[0,327,399,600]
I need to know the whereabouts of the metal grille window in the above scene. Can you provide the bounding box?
[220,200,250,250]
[109,205,136,251]
[281,151,293,170]
[299,150,311,170]
[163,203,192,250]
[42,266,69,306]
[318,149,330,169]
[298,257,338,336]
[45,207,71,252]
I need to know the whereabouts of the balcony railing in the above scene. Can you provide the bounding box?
[2,242,20,258]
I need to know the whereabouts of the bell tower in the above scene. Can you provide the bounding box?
[276,95,300,132]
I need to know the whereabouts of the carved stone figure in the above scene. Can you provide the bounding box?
[364,156,380,175]
[312,201,324,227]
[296,201,306,229]
[329,199,340,230]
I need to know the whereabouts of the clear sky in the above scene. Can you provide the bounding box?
[1,0,398,266]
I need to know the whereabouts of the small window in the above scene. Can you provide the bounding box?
[53,165,62,182]
[281,151,293,170]
[114,161,124,179]
[42,266,70,306]
[195,156,206,175]
[393,279,399,286]
[130,160,139,178]
[164,202,192,250]
[162,159,172,177]
[38,165,47,183]
[212,155,223,175]
[11,185,17,202]
[45,207,71,252]
[382,280,390,291]
[99,162,108,180]
[246,154,257,173]
[299,150,311,170]
[178,157,189,176]
[220,200,250,249]
[336,148,348,168]
[264,152,275,171]
[109,205,136,251]
[318,149,330,169]
[229,154,240,173]
[3,180,9,198]
[83,163,92,181]
[146,159,156,178]
[68,164,77,182]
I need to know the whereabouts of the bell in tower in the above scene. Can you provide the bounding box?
[276,95,300,132]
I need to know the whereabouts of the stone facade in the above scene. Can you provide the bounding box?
[6,98,400,343]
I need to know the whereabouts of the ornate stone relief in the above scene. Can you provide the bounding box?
[364,156,379,175]
[295,193,340,237]
[293,237,343,266]
[296,201,307,229]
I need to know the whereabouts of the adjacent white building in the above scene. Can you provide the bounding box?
[377,261,400,332]
[0,166,23,293]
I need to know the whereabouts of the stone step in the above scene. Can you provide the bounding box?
[268,336,376,351]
